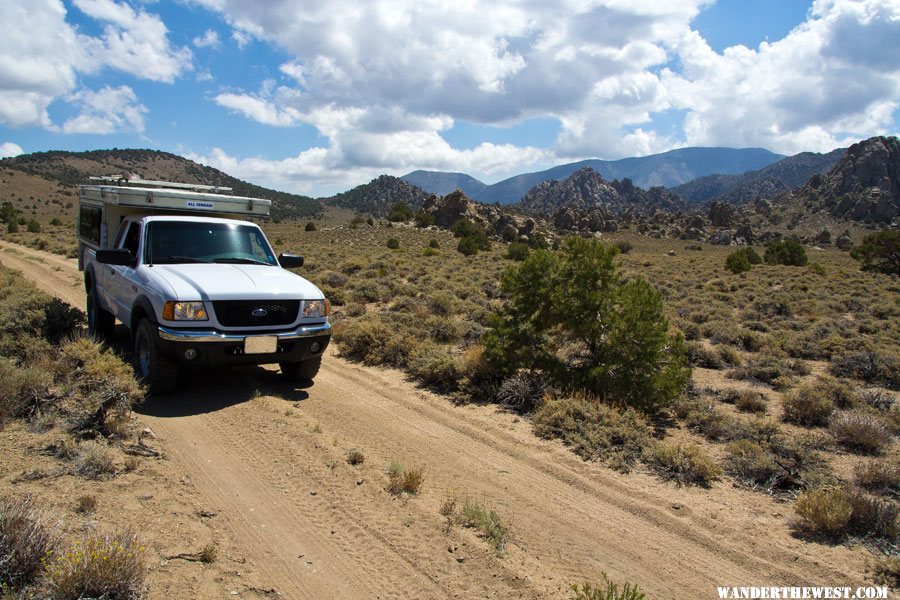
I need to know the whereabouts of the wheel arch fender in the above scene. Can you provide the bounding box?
[130,295,158,334]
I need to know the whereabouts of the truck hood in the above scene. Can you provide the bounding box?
[150,264,324,301]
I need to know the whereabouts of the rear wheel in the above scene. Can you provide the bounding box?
[86,281,115,342]
[134,319,178,395]
[280,356,322,383]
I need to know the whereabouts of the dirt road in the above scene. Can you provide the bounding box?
[0,240,871,599]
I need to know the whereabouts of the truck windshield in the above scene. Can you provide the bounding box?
[145,221,277,266]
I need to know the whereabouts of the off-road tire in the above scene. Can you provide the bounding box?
[86,281,115,342]
[134,319,178,395]
[280,356,322,382]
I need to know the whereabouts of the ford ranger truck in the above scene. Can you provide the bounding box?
[78,179,330,394]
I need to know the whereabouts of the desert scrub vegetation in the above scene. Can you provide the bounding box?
[44,530,146,600]
[850,230,899,275]
[829,410,893,455]
[385,461,425,496]
[485,237,690,413]
[646,442,722,487]
[0,495,57,591]
[441,495,510,553]
[532,393,652,472]
[793,486,899,543]
[570,575,646,600]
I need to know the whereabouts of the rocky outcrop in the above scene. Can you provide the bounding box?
[422,190,555,246]
[791,136,899,223]
[708,201,736,227]
[519,168,683,216]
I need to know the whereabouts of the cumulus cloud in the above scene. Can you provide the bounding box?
[62,85,148,134]
[0,142,24,158]
[0,0,190,130]
[663,0,900,153]
[193,29,220,49]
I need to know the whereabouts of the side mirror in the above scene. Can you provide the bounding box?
[96,249,135,266]
[279,253,304,269]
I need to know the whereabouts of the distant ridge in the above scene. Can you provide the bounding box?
[403,146,784,205]
[2,148,321,221]
[401,170,488,198]
[673,148,846,204]
[323,174,429,217]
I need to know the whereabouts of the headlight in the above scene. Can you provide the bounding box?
[301,299,329,318]
[163,301,208,321]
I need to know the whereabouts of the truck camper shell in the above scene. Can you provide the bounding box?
[76,176,272,270]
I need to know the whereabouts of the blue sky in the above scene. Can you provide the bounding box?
[0,0,898,196]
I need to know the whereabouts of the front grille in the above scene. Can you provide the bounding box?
[212,300,300,327]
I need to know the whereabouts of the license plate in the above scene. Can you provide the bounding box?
[245,335,277,354]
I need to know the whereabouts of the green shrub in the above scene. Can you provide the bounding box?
[850,231,899,275]
[44,530,146,600]
[485,238,689,413]
[782,386,835,427]
[459,497,509,553]
[764,239,808,266]
[614,241,634,255]
[532,393,651,472]
[457,236,480,256]
[406,343,460,388]
[724,440,780,489]
[6,221,17,233]
[570,575,645,600]
[830,411,892,455]
[506,242,530,261]
[428,238,440,249]
[647,442,722,487]
[414,210,434,228]
[0,495,57,590]
[830,351,899,390]
[304,221,317,231]
[26,219,40,233]
[386,238,400,249]
[387,201,414,222]
[734,390,768,414]
[725,250,752,274]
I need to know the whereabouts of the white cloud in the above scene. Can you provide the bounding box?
[193,29,220,49]
[0,0,190,129]
[231,29,252,48]
[0,142,24,158]
[62,85,148,134]
[662,0,900,154]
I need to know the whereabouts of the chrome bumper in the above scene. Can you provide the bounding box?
[157,321,331,343]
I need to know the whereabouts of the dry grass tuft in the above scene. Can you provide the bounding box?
[647,442,721,488]
[0,495,57,589]
[386,461,425,496]
[44,530,146,600]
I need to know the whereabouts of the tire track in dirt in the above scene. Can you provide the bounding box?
[0,240,871,599]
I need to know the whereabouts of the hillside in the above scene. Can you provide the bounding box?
[1,149,322,221]
[324,174,429,216]
[518,167,684,216]
[789,136,899,224]
[673,148,846,204]
[408,147,783,204]
[401,170,488,198]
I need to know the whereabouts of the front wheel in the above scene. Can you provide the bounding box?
[86,284,115,342]
[134,320,178,395]
[280,356,322,383]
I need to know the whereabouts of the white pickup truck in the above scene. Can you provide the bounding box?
[77,177,330,394]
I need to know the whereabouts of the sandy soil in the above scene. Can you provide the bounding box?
[0,240,875,599]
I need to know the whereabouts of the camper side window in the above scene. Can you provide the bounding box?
[79,205,102,244]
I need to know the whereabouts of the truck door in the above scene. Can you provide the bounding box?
[107,221,141,323]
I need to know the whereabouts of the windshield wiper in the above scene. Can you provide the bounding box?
[212,257,272,266]
[152,256,212,264]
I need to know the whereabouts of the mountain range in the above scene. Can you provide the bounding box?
[403,146,785,205]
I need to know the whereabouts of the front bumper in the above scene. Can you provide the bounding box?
[155,321,331,368]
